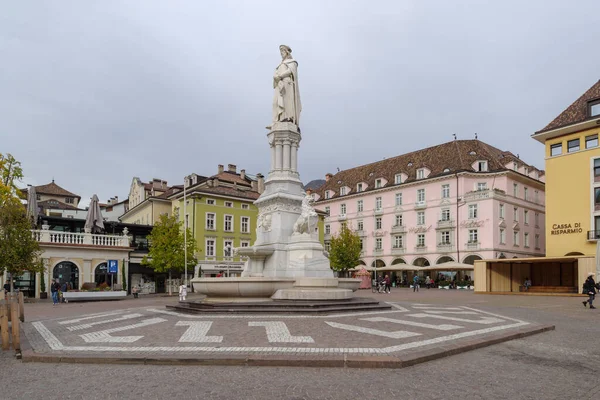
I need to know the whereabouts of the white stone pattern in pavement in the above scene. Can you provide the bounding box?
[29,305,530,355]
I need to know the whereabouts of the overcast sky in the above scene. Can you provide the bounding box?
[2,0,599,207]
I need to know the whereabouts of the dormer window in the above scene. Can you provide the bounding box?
[417,169,425,179]
[340,187,346,196]
[375,179,382,188]
[590,99,600,117]
[357,183,363,192]
[469,151,477,156]
[513,162,518,171]
[394,174,402,184]
[477,161,488,172]
[443,168,450,173]
[325,191,331,199]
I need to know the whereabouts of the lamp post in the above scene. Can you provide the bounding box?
[184,176,188,288]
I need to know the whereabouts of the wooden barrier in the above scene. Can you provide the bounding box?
[0,292,24,353]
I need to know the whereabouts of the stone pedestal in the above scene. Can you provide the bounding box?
[240,122,333,279]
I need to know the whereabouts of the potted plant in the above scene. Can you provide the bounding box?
[39,274,47,299]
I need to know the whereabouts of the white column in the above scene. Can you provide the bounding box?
[283,140,291,170]
[291,143,298,172]
[270,143,276,171]
[275,140,283,170]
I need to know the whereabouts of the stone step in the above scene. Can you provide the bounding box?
[527,286,577,293]
[181,298,382,310]
[165,302,392,315]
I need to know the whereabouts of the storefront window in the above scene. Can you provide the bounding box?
[53,261,79,290]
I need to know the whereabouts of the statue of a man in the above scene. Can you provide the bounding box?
[271,45,302,127]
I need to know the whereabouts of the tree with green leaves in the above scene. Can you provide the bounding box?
[0,201,43,291]
[142,214,198,295]
[328,223,362,277]
[0,153,24,207]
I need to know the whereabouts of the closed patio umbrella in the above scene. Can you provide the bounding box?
[26,185,38,228]
[85,194,105,233]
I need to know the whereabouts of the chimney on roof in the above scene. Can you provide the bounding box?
[228,164,237,173]
[218,164,224,174]
[325,173,333,182]
[114,196,118,203]
[240,169,246,180]
[251,180,257,191]
[257,173,265,194]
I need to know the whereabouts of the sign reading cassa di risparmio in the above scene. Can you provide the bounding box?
[550,223,583,235]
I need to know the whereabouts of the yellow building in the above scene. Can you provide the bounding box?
[119,178,181,225]
[532,79,600,257]
[474,79,600,294]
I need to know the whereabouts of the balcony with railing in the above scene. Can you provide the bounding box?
[436,219,455,229]
[465,241,480,251]
[373,247,383,255]
[390,224,407,234]
[414,245,428,252]
[391,246,405,255]
[588,230,600,241]
[32,225,131,248]
[437,242,454,252]
[414,201,427,210]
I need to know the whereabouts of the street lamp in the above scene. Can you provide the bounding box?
[183,176,189,288]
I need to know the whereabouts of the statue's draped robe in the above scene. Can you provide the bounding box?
[272,57,302,126]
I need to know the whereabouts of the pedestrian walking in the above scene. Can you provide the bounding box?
[179,282,187,301]
[384,274,391,294]
[413,275,420,292]
[51,279,60,305]
[582,273,597,309]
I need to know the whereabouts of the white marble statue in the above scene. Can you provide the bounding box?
[293,194,318,235]
[257,213,272,232]
[272,45,302,127]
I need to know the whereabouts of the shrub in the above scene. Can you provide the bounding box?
[81,282,97,291]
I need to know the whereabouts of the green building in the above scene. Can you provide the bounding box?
[170,164,263,277]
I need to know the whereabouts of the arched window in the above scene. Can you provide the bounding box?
[357,260,367,265]
[53,261,79,290]
[565,252,584,256]
[371,259,386,268]
[94,263,113,286]
[391,258,406,265]
[413,257,430,267]
[436,256,454,264]
[463,255,483,265]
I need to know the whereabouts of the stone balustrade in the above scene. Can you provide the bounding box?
[31,226,131,248]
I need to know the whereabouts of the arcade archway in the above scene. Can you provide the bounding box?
[53,261,79,290]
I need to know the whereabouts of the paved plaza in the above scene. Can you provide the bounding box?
[2,290,599,399]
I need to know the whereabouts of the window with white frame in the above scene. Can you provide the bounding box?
[324,241,331,251]
[441,208,450,221]
[206,213,216,230]
[535,234,540,248]
[375,217,382,230]
[357,183,363,192]
[394,235,403,248]
[440,231,450,244]
[224,240,233,257]
[375,179,382,188]
[417,169,425,179]
[357,220,363,231]
[514,207,519,222]
[477,161,488,172]
[225,201,233,208]
[375,238,382,250]
[417,211,425,225]
[241,204,249,210]
[524,233,530,247]
[325,191,330,199]
[375,197,382,211]
[477,182,487,191]
[535,212,539,227]
[524,187,529,201]
[441,184,450,198]
[513,162,518,171]
[417,189,425,203]
[241,240,250,248]
[524,210,529,225]
[586,134,599,149]
[357,200,363,212]
[499,203,505,219]
[359,238,363,251]
[395,214,403,226]
[500,229,506,244]
[395,174,402,184]
[224,215,233,231]
[207,199,215,205]
[534,190,539,203]
[513,231,519,246]
[395,193,402,206]
[468,229,478,243]
[417,234,425,247]
[325,206,330,216]
[468,204,478,219]
[513,183,518,197]
[338,203,346,216]
[325,224,330,234]
[206,239,215,257]
[340,187,346,196]
[241,216,250,233]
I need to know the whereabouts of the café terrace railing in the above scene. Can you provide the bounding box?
[31,225,131,248]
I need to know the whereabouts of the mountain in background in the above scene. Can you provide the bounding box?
[303,179,326,191]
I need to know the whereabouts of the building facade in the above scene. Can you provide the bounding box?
[120,178,180,225]
[22,180,83,217]
[532,79,600,257]
[170,164,263,277]
[314,140,546,270]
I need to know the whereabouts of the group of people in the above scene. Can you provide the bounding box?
[50,279,71,305]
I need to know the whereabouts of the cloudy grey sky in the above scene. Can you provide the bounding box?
[2,0,599,207]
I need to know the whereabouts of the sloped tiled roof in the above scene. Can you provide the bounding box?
[538,79,600,133]
[212,171,253,187]
[315,140,540,201]
[155,185,183,199]
[197,185,260,200]
[29,181,81,199]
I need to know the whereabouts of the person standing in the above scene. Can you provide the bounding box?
[179,282,187,302]
[51,279,60,306]
[384,275,391,294]
[413,275,420,292]
[582,273,597,309]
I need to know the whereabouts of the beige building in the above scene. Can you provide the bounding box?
[22,180,83,217]
[120,177,181,225]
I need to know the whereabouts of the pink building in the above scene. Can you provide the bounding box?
[313,140,546,270]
